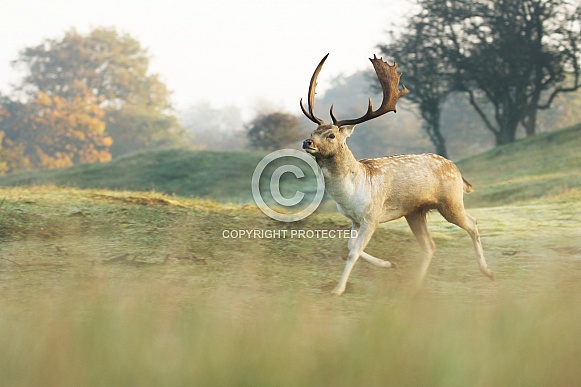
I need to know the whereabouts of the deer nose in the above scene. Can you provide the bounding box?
[302,139,313,149]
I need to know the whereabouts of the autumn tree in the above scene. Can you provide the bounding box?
[0,89,113,173]
[246,112,302,151]
[27,91,112,168]
[13,27,182,157]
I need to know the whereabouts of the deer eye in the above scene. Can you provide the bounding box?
[328,133,335,139]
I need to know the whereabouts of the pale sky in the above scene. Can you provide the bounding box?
[1,0,411,118]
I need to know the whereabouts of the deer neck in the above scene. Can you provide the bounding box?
[315,146,363,204]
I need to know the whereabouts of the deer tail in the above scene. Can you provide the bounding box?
[462,177,474,193]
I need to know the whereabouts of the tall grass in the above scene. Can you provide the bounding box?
[1,279,580,387]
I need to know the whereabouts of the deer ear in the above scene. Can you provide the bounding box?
[339,125,356,137]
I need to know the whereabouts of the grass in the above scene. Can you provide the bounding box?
[458,123,581,207]
[2,285,580,386]
[1,185,581,386]
[1,122,580,208]
[0,148,265,203]
[0,148,324,207]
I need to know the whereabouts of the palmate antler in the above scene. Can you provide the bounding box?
[331,55,409,127]
[300,54,408,127]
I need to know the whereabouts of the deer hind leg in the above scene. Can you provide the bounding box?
[438,204,494,280]
[405,210,436,288]
[332,221,378,296]
[349,222,395,269]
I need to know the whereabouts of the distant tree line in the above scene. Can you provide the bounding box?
[0,27,182,175]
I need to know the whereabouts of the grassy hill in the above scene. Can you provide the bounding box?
[1,123,580,207]
[0,149,265,203]
[0,147,326,209]
[458,123,581,207]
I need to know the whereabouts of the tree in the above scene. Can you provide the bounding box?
[0,102,25,174]
[409,0,581,145]
[246,112,301,151]
[106,103,180,157]
[13,27,182,157]
[379,18,455,157]
[25,91,112,168]
[17,28,151,104]
[0,97,32,174]
[0,89,112,173]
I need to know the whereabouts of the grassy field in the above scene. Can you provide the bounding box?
[0,123,580,385]
[1,184,580,386]
[0,148,326,209]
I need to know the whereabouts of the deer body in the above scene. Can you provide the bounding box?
[300,55,494,296]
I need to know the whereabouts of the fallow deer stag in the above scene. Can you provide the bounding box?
[301,54,494,296]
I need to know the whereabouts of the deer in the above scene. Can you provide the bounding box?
[300,54,494,296]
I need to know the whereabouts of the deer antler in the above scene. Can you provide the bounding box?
[330,55,408,127]
[300,53,329,125]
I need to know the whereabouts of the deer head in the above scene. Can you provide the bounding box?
[301,54,408,159]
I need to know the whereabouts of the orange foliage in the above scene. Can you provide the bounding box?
[0,133,30,175]
[27,91,112,169]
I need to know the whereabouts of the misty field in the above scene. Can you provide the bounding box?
[1,186,580,386]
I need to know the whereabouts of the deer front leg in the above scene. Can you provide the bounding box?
[332,221,378,296]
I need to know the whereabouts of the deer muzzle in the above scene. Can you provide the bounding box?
[302,139,317,153]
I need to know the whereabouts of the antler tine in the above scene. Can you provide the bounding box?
[331,55,408,127]
[300,53,329,125]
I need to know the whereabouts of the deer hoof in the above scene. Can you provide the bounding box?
[331,285,345,296]
[483,267,494,280]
